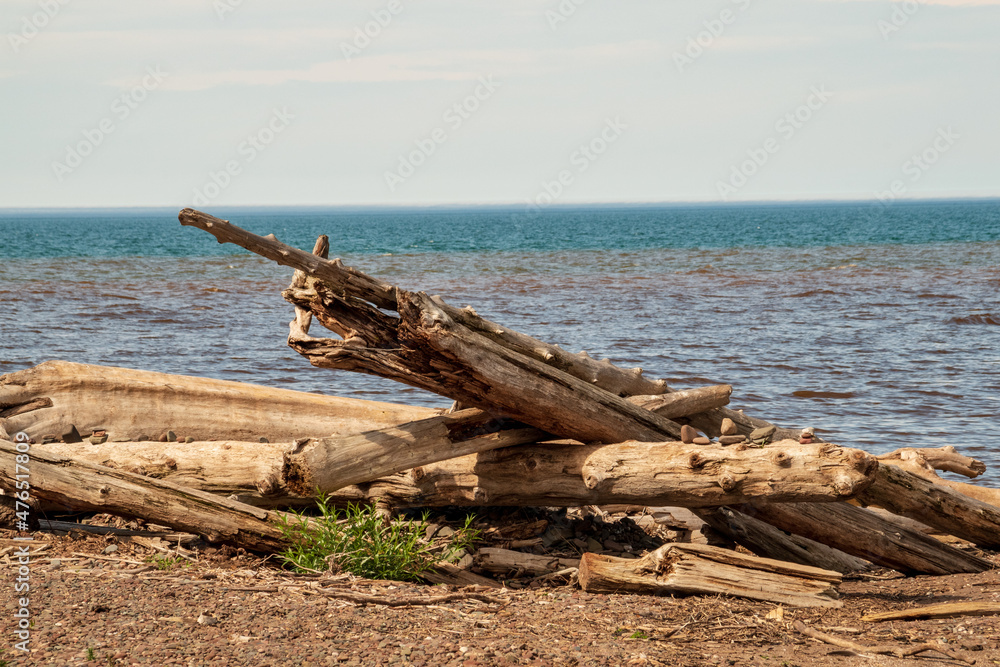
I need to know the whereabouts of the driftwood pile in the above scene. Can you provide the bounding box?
[1,208,997,609]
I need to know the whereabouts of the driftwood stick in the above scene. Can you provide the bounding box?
[314,588,505,607]
[862,601,1000,622]
[792,620,975,664]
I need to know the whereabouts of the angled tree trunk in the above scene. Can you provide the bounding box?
[695,506,871,574]
[738,500,992,575]
[857,463,1000,550]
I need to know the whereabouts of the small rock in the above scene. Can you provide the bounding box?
[103,545,118,555]
[184,436,195,443]
[692,436,711,445]
[42,433,57,444]
[718,435,746,445]
[50,559,61,569]
[720,418,738,436]
[61,425,83,444]
[137,434,150,442]
[800,427,815,437]
[259,437,269,443]
[158,433,168,442]
[196,612,219,626]
[680,425,698,444]
[166,430,177,442]
[749,425,777,445]
[89,434,108,444]
[586,537,603,553]
[799,437,813,444]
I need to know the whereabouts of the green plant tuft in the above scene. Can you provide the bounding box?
[277,496,477,581]
[86,647,96,660]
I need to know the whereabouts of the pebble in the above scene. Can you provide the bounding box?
[799,427,815,444]
[692,436,711,445]
[197,612,219,626]
[680,425,698,444]
[749,425,776,445]
[259,437,269,443]
[184,436,195,443]
[137,434,150,442]
[103,545,118,555]
[61,424,83,444]
[166,430,177,442]
[718,435,745,445]
[89,434,108,444]
[720,418,738,436]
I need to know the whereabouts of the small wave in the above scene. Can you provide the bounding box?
[791,390,857,399]
[787,289,841,298]
[948,313,1000,326]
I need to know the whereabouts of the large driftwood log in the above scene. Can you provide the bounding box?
[0,361,436,443]
[857,463,1000,550]
[181,209,686,444]
[0,440,291,551]
[695,507,871,574]
[577,542,843,608]
[738,501,992,575]
[39,439,877,509]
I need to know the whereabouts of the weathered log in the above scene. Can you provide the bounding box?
[737,501,992,575]
[39,439,877,509]
[37,439,294,504]
[181,209,683,444]
[857,463,1000,550]
[878,446,1000,508]
[0,440,291,552]
[474,547,579,577]
[0,361,436,443]
[695,507,871,574]
[578,542,842,608]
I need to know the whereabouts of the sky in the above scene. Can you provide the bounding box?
[1,0,998,208]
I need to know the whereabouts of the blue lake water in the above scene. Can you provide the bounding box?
[2,200,999,485]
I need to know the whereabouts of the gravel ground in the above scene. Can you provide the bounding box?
[3,523,1000,667]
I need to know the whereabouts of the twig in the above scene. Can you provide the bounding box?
[71,552,147,566]
[314,588,505,607]
[792,620,974,664]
